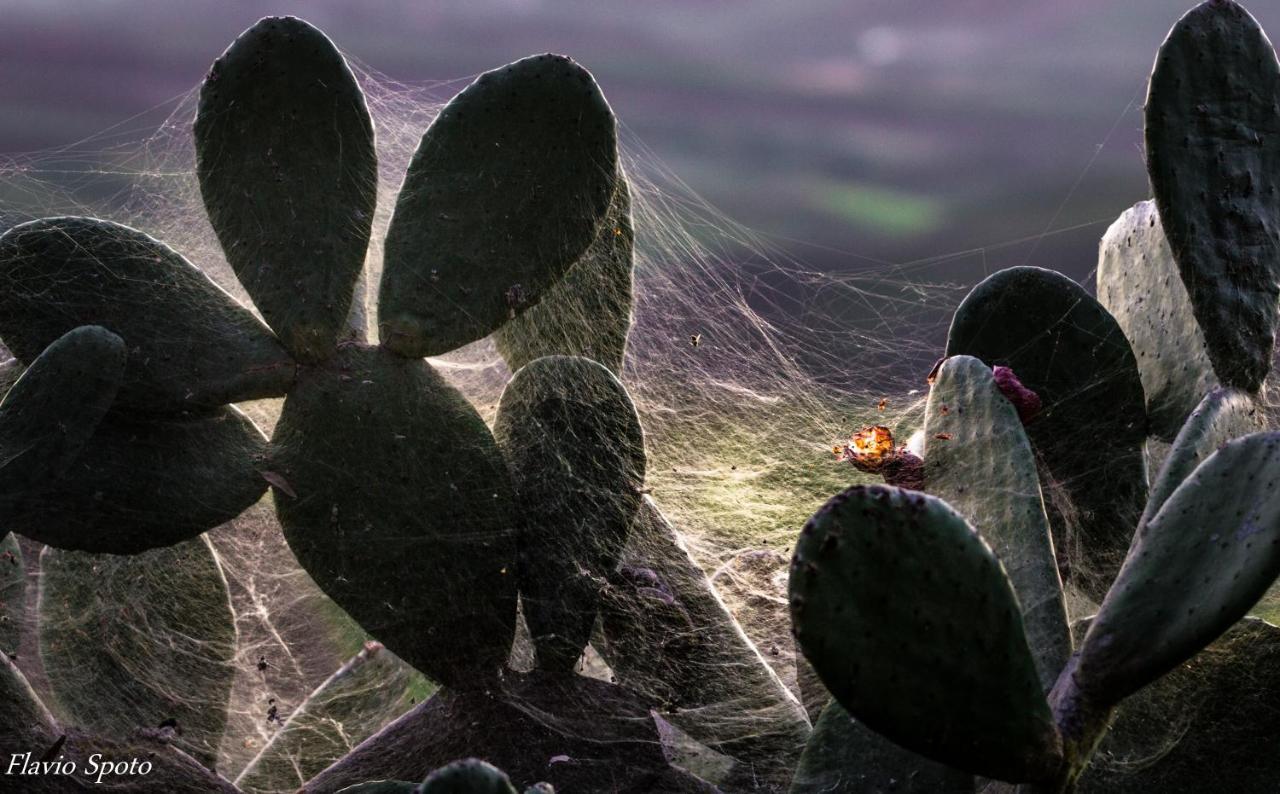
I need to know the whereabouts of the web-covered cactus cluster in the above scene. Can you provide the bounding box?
[1,2,1279,793]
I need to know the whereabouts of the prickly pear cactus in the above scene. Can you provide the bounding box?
[1144,0,1280,394]
[946,265,1147,600]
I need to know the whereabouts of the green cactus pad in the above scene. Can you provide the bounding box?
[270,345,517,687]
[1077,617,1280,793]
[38,536,236,767]
[790,484,1061,782]
[1097,200,1217,440]
[7,405,268,554]
[378,54,618,357]
[1145,0,1280,393]
[419,759,519,794]
[0,217,295,411]
[0,325,124,513]
[0,534,24,657]
[946,265,1147,599]
[493,355,644,670]
[196,16,377,362]
[923,355,1070,692]
[1142,387,1261,529]
[789,700,973,793]
[1076,432,1280,704]
[235,642,430,792]
[494,172,635,373]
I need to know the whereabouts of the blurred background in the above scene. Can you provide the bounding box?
[3,0,1277,293]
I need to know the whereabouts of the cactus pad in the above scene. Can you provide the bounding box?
[7,405,268,553]
[269,345,517,686]
[378,54,618,357]
[1077,432,1280,703]
[790,484,1061,782]
[789,700,974,793]
[1145,0,1280,393]
[419,759,520,794]
[0,325,123,512]
[923,355,1070,691]
[494,355,644,670]
[1142,387,1261,529]
[946,265,1147,599]
[38,536,236,767]
[1097,200,1217,440]
[196,16,377,362]
[495,173,635,373]
[0,217,295,411]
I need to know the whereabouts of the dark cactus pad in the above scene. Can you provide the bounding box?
[378,54,618,357]
[1078,617,1280,794]
[419,759,519,794]
[0,217,295,411]
[1145,0,1280,393]
[946,266,1147,600]
[196,16,378,362]
[1077,432,1280,704]
[1097,200,1217,440]
[495,172,635,373]
[789,700,974,794]
[790,485,1061,783]
[270,345,517,686]
[39,537,236,767]
[0,326,124,510]
[5,405,267,553]
[493,355,645,670]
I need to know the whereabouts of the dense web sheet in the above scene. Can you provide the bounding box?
[2,51,1279,792]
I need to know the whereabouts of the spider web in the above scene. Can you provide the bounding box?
[1,50,1277,793]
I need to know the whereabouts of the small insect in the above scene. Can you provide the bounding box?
[877,398,888,412]
[934,432,953,441]
[690,333,701,348]
[257,655,269,672]
[267,698,280,724]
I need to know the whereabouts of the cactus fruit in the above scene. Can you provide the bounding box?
[269,345,518,688]
[1096,201,1217,440]
[789,485,1062,782]
[946,265,1147,599]
[788,701,973,794]
[0,217,296,411]
[922,355,1071,691]
[195,16,378,363]
[493,355,644,670]
[1144,0,1280,394]
[38,537,236,767]
[377,54,618,358]
[494,173,635,373]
